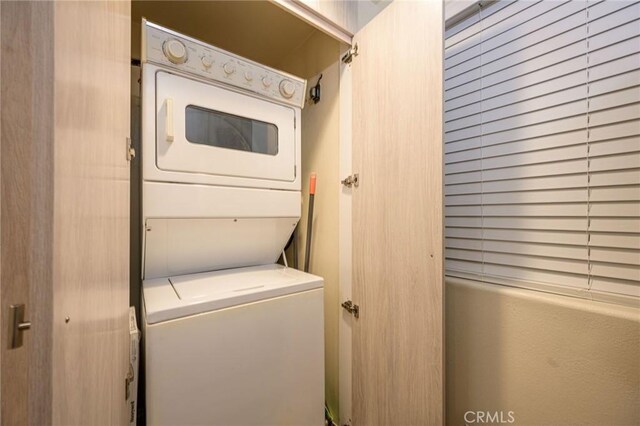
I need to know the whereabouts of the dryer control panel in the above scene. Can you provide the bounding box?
[142,20,307,109]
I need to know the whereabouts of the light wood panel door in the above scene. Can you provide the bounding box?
[351,1,444,424]
[1,2,54,424]
[52,2,131,424]
[1,1,130,424]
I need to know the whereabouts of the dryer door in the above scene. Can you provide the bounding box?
[156,71,296,183]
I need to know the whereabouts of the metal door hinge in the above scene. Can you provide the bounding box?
[341,300,359,318]
[341,43,358,64]
[9,304,31,349]
[126,137,136,161]
[341,174,359,188]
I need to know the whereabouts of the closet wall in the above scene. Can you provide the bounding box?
[279,32,344,420]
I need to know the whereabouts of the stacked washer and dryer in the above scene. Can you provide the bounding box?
[139,20,324,425]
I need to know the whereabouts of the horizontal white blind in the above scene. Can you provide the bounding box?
[444,0,640,301]
[587,0,640,297]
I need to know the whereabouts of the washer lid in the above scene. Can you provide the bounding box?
[143,264,323,324]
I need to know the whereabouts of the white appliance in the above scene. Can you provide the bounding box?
[127,307,140,426]
[139,20,324,425]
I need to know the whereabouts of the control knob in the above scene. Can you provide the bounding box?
[223,62,236,75]
[279,79,296,99]
[262,76,273,87]
[162,39,188,64]
[201,55,213,69]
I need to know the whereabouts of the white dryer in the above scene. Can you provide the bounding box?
[139,20,324,425]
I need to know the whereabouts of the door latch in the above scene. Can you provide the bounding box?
[9,304,31,349]
[341,300,359,318]
[341,174,359,188]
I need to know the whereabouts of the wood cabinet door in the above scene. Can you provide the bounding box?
[1,1,131,424]
[1,2,55,424]
[51,2,131,424]
[351,1,444,424]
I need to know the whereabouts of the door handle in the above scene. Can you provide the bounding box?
[9,304,31,349]
[166,98,174,142]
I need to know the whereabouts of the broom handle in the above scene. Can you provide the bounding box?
[304,173,316,273]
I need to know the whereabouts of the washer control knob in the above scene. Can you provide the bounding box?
[201,55,213,69]
[262,76,273,87]
[223,62,236,75]
[279,79,296,98]
[244,71,254,81]
[162,39,188,64]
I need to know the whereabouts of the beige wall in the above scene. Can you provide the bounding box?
[446,278,640,425]
[279,32,343,420]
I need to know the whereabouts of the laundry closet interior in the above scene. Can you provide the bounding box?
[5,0,640,425]
[128,1,443,424]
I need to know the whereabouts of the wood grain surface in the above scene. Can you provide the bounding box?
[1,2,54,424]
[51,2,131,425]
[352,1,444,424]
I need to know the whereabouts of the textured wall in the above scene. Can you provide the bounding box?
[446,278,640,425]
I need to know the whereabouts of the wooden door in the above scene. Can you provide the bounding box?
[1,1,131,424]
[351,1,444,424]
[1,2,55,424]
[52,2,131,424]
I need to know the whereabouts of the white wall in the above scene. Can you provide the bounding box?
[447,278,640,425]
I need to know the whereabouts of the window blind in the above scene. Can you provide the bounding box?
[444,0,640,302]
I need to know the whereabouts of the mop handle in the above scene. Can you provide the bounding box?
[309,173,317,196]
[304,173,316,272]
